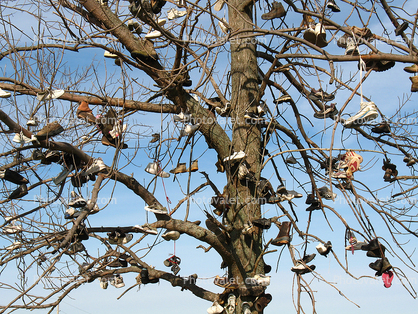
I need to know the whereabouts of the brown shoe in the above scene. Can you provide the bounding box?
[189,160,198,172]
[36,121,64,140]
[170,163,187,174]
[271,221,291,246]
[101,135,128,149]
[404,64,418,73]
[254,293,272,312]
[261,1,286,20]
[410,76,418,92]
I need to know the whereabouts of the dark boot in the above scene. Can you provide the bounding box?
[252,218,271,230]
[8,184,28,200]
[0,169,29,184]
[35,121,64,140]
[261,1,286,20]
[254,293,272,312]
[271,221,291,246]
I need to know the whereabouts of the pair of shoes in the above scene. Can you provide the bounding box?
[308,88,334,102]
[144,203,168,215]
[271,221,291,246]
[304,23,327,48]
[369,257,392,276]
[127,19,142,35]
[261,1,286,20]
[109,274,125,288]
[12,132,35,144]
[145,161,170,177]
[403,155,416,167]
[170,160,198,173]
[36,89,65,101]
[316,241,332,257]
[313,103,338,119]
[343,101,378,128]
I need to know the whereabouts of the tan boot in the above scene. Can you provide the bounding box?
[410,76,418,92]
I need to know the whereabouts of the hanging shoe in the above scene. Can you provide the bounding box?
[313,103,338,119]
[254,293,272,312]
[0,88,11,98]
[180,123,200,137]
[261,1,286,20]
[149,133,160,143]
[167,8,187,20]
[410,76,418,92]
[35,121,64,140]
[395,21,408,36]
[382,270,394,288]
[371,122,391,134]
[84,158,106,175]
[291,262,316,275]
[314,23,328,48]
[187,160,199,172]
[345,37,359,55]
[303,25,317,45]
[207,301,224,314]
[343,101,378,128]
[100,277,109,289]
[7,184,28,200]
[68,191,87,208]
[308,88,335,102]
[318,186,337,200]
[326,0,340,12]
[285,155,297,164]
[127,19,142,35]
[316,241,332,257]
[252,218,271,230]
[219,18,229,34]
[145,161,170,178]
[52,165,74,185]
[271,221,291,246]
[223,151,246,162]
[145,30,162,39]
[26,116,39,126]
[274,94,292,104]
[162,230,180,241]
[170,163,187,174]
[104,51,118,59]
[403,64,418,73]
[173,112,191,123]
[144,203,168,214]
[214,0,226,11]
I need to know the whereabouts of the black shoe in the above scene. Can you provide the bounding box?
[372,122,391,134]
[8,184,28,200]
[326,0,340,12]
[395,21,408,36]
[0,169,29,185]
[252,218,272,230]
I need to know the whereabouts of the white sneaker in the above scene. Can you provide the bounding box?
[49,89,65,99]
[12,132,32,144]
[145,30,162,39]
[180,123,200,137]
[144,162,170,178]
[6,241,22,250]
[0,88,11,98]
[343,101,378,128]
[87,199,100,213]
[3,225,23,234]
[345,241,367,251]
[84,158,106,175]
[223,150,246,162]
[167,8,187,20]
[69,191,87,208]
[100,277,109,289]
[26,116,39,126]
[225,294,236,314]
[345,37,359,55]
[173,112,191,123]
[219,18,229,34]
[144,203,168,215]
[254,274,271,286]
[104,51,118,59]
[207,301,224,314]
[109,123,127,138]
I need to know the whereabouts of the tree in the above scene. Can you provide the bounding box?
[0,0,418,313]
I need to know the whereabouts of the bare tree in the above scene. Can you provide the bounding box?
[0,0,418,313]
